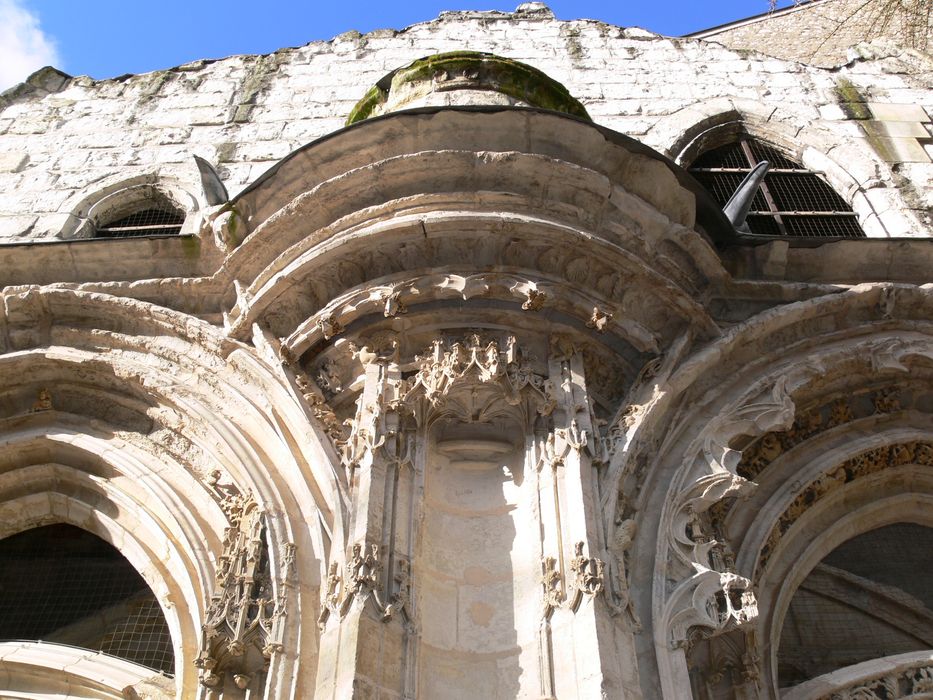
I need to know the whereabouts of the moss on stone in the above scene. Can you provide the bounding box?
[345,84,388,125]
[834,77,873,120]
[180,233,200,259]
[346,51,590,125]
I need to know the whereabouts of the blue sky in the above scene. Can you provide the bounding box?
[2,0,794,89]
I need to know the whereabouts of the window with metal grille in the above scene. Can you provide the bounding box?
[0,524,175,675]
[94,206,184,238]
[689,138,865,239]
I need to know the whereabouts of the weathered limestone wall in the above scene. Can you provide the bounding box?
[0,3,929,243]
[692,0,933,67]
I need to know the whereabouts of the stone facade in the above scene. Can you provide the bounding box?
[0,3,931,700]
[690,0,933,67]
[0,2,931,244]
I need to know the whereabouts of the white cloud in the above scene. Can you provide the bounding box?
[0,0,61,91]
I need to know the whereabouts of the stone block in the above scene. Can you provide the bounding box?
[861,120,931,139]
[0,152,28,173]
[0,215,37,238]
[866,102,930,122]
[818,103,847,121]
[869,136,931,163]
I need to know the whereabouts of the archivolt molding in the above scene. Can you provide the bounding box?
[783,650,933,700]
[0,288,343,698]
[221,199,720,345]
[640,285,933,699]
[278,268,666,362]
[0,640,172,700]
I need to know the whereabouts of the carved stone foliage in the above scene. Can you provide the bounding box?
[540,542,605,619]
[317,544,410,629]
[737,386,905,481]
[293,371,347,449]
[823,664,933,699]
[758,440,933,574]
[403,332,554,418]
[567,541,605,611]
[196,492,284,692]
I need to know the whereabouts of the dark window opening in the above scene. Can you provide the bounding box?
[95,206,184,238]
[689,137,866,239]
[0,524,175,675]
[778,523,933,689]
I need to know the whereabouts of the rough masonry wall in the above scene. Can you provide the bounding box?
[0,4,930,243]
[694,0,933,67]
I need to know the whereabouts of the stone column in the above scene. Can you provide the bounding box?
[314,358,413,698]
[541,345,640,699]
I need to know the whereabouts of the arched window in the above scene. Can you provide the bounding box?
[0,524,175,675]
[689,137,865,238]
[94,202,185,238]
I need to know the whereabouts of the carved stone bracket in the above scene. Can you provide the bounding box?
[665,569,758,652]
[318,542,394,628]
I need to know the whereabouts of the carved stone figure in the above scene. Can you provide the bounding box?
[318,562,343,628]
[586,306,612,332]
[345,542,382,600]
[31,388,53,412]
[381,558,411,622]
[607,518,641,630]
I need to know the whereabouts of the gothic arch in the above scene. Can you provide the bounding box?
[606,282,933,699]
[0,443,207,697]
[0,288,342,697]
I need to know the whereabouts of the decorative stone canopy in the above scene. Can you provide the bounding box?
[346,51,591,124]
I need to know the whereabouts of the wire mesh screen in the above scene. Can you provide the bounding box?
[783,214,864,238]
[95,207,184,238]
[689,137,866,238]
[747,140,800,170]
[691,142,751,170]
[778,523,933,688]
[101,596,175,674]
[767,173,852,212]
[0,524,175,675]
[691,171,770,210]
